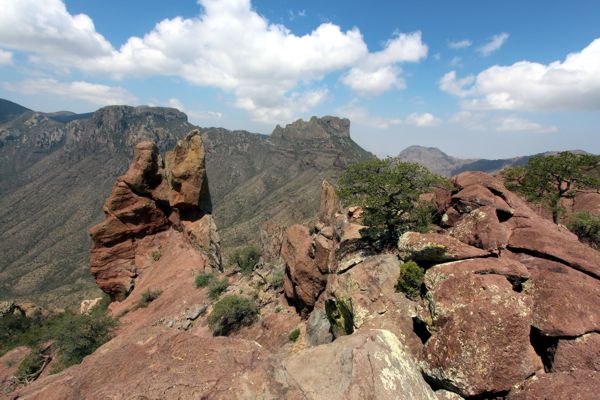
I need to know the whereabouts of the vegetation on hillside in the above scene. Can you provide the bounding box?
[503,152,600,223]
[207,295,259,336]
[0,297,116,378]
[337,158,447,249]
[230,245,261,275]
[568,211,600,249]
[396,260,425,299]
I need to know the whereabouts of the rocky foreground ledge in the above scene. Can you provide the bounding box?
[6,132,600,399]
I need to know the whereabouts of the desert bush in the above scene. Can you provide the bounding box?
[137,289,163,308]
[195,272,215,288]
[207,278,229,300]
[16,347,46,383]
[337,158,447,249]
[288,328,300,342]
[568,211,600,249]
[396,260,424,299]
[270,269,284,290]
[230,245,261,275]
[207,295,259,336]
[151,250,161,261]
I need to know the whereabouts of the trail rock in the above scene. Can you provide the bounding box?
[283,329,438,400]
[397,231,489,262]
[319,179,340,225]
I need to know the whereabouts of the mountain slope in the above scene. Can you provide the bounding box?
[0,101,373,307]
[397,145,535,176]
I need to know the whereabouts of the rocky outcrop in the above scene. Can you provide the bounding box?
[397,232,489,262]
[282,225,328,311]
[89,130,220,300]
[552,333,600,372]
[283,329,438,400]
[271,116,350,141]
[421,258,540,396]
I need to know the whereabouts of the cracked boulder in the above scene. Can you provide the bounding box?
[508,370,600,400]
[421,257,541,397]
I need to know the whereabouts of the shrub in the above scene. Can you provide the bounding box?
[89,293,111,318]
[270,269,284,290]
[207,278,229,300]
[195,272,215,288]
[137,289,163,308]
[325,298,354,337]
[396,260,424,299]
[52,314,115,371]
[230,245,261,275]
[337,158,447,249]
[151,250,161,262]
[16,348,46,383]
[568,211,600,249]
[288,328,300,342]
[207,295,259,336]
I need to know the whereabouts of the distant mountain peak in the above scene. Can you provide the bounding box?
[271,115,350,140]
[0,98,31,123]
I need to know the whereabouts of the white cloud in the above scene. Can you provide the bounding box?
[494,115,557,133]
[405,112,441,127]
[165,98,223,121]
[336,105,402,129]
[0,49,12,65]
[439,71,474,97]
[3,79,136,105]
[448,39,472,49]
[0,0,428,123]
[449,56,462,68]
[341,31,428,96]
[478,32,509,56]
[449,111,557,133]
[440,38,600,112]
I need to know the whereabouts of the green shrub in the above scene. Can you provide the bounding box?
[569,211,600,249]
[89,293,111,318]
[137,289,163,308]
[325,298,354,337]
[230,245,261,275]
[288,328,300,342]
[16,347,46,383]
[207,295,259,336]
[270,269,284,290]
[396,260,424,299]
[151,250,161,262]
[207,278,229,300]
[195,272,215,288]
[52,314,115,371]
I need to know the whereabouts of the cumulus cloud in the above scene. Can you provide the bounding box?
[449,111,557,133]
[337,104,439,129]
[341,31,428,96]
[165,98,223,121]
[448,39,472,49]
[0,0,427,123]
[405,112,441,127]
[0,49,12,65]
[3,79,136,105]
[440,38,600,112]
[478,32,509,56]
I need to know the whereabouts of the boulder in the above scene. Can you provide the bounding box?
[435,390,465,400]
[324,254,423,357]
[552,333,600,372]
[282,225,327,310]
[120,140,161,194]
[79,297,102,314]
[449,206,511,251]
[306,308,333,346]
[451,185,512,215]
[182,214,222,271]
[283,329,438,400]
[508,370,600,400]
[313,234,334,274]
[422,258,540,397]
[397,231,489,262]
[516,256,600,337]
[164,130,211,213]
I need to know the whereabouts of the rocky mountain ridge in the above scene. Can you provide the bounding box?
[4,132,599,399]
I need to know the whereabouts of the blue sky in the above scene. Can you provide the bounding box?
[0,0,599,158]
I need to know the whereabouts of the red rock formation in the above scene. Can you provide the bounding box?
[89,130,220,300]
[508,370,600,400]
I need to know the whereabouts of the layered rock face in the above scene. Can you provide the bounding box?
[89,130,220,299]
[271,116,350,140]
